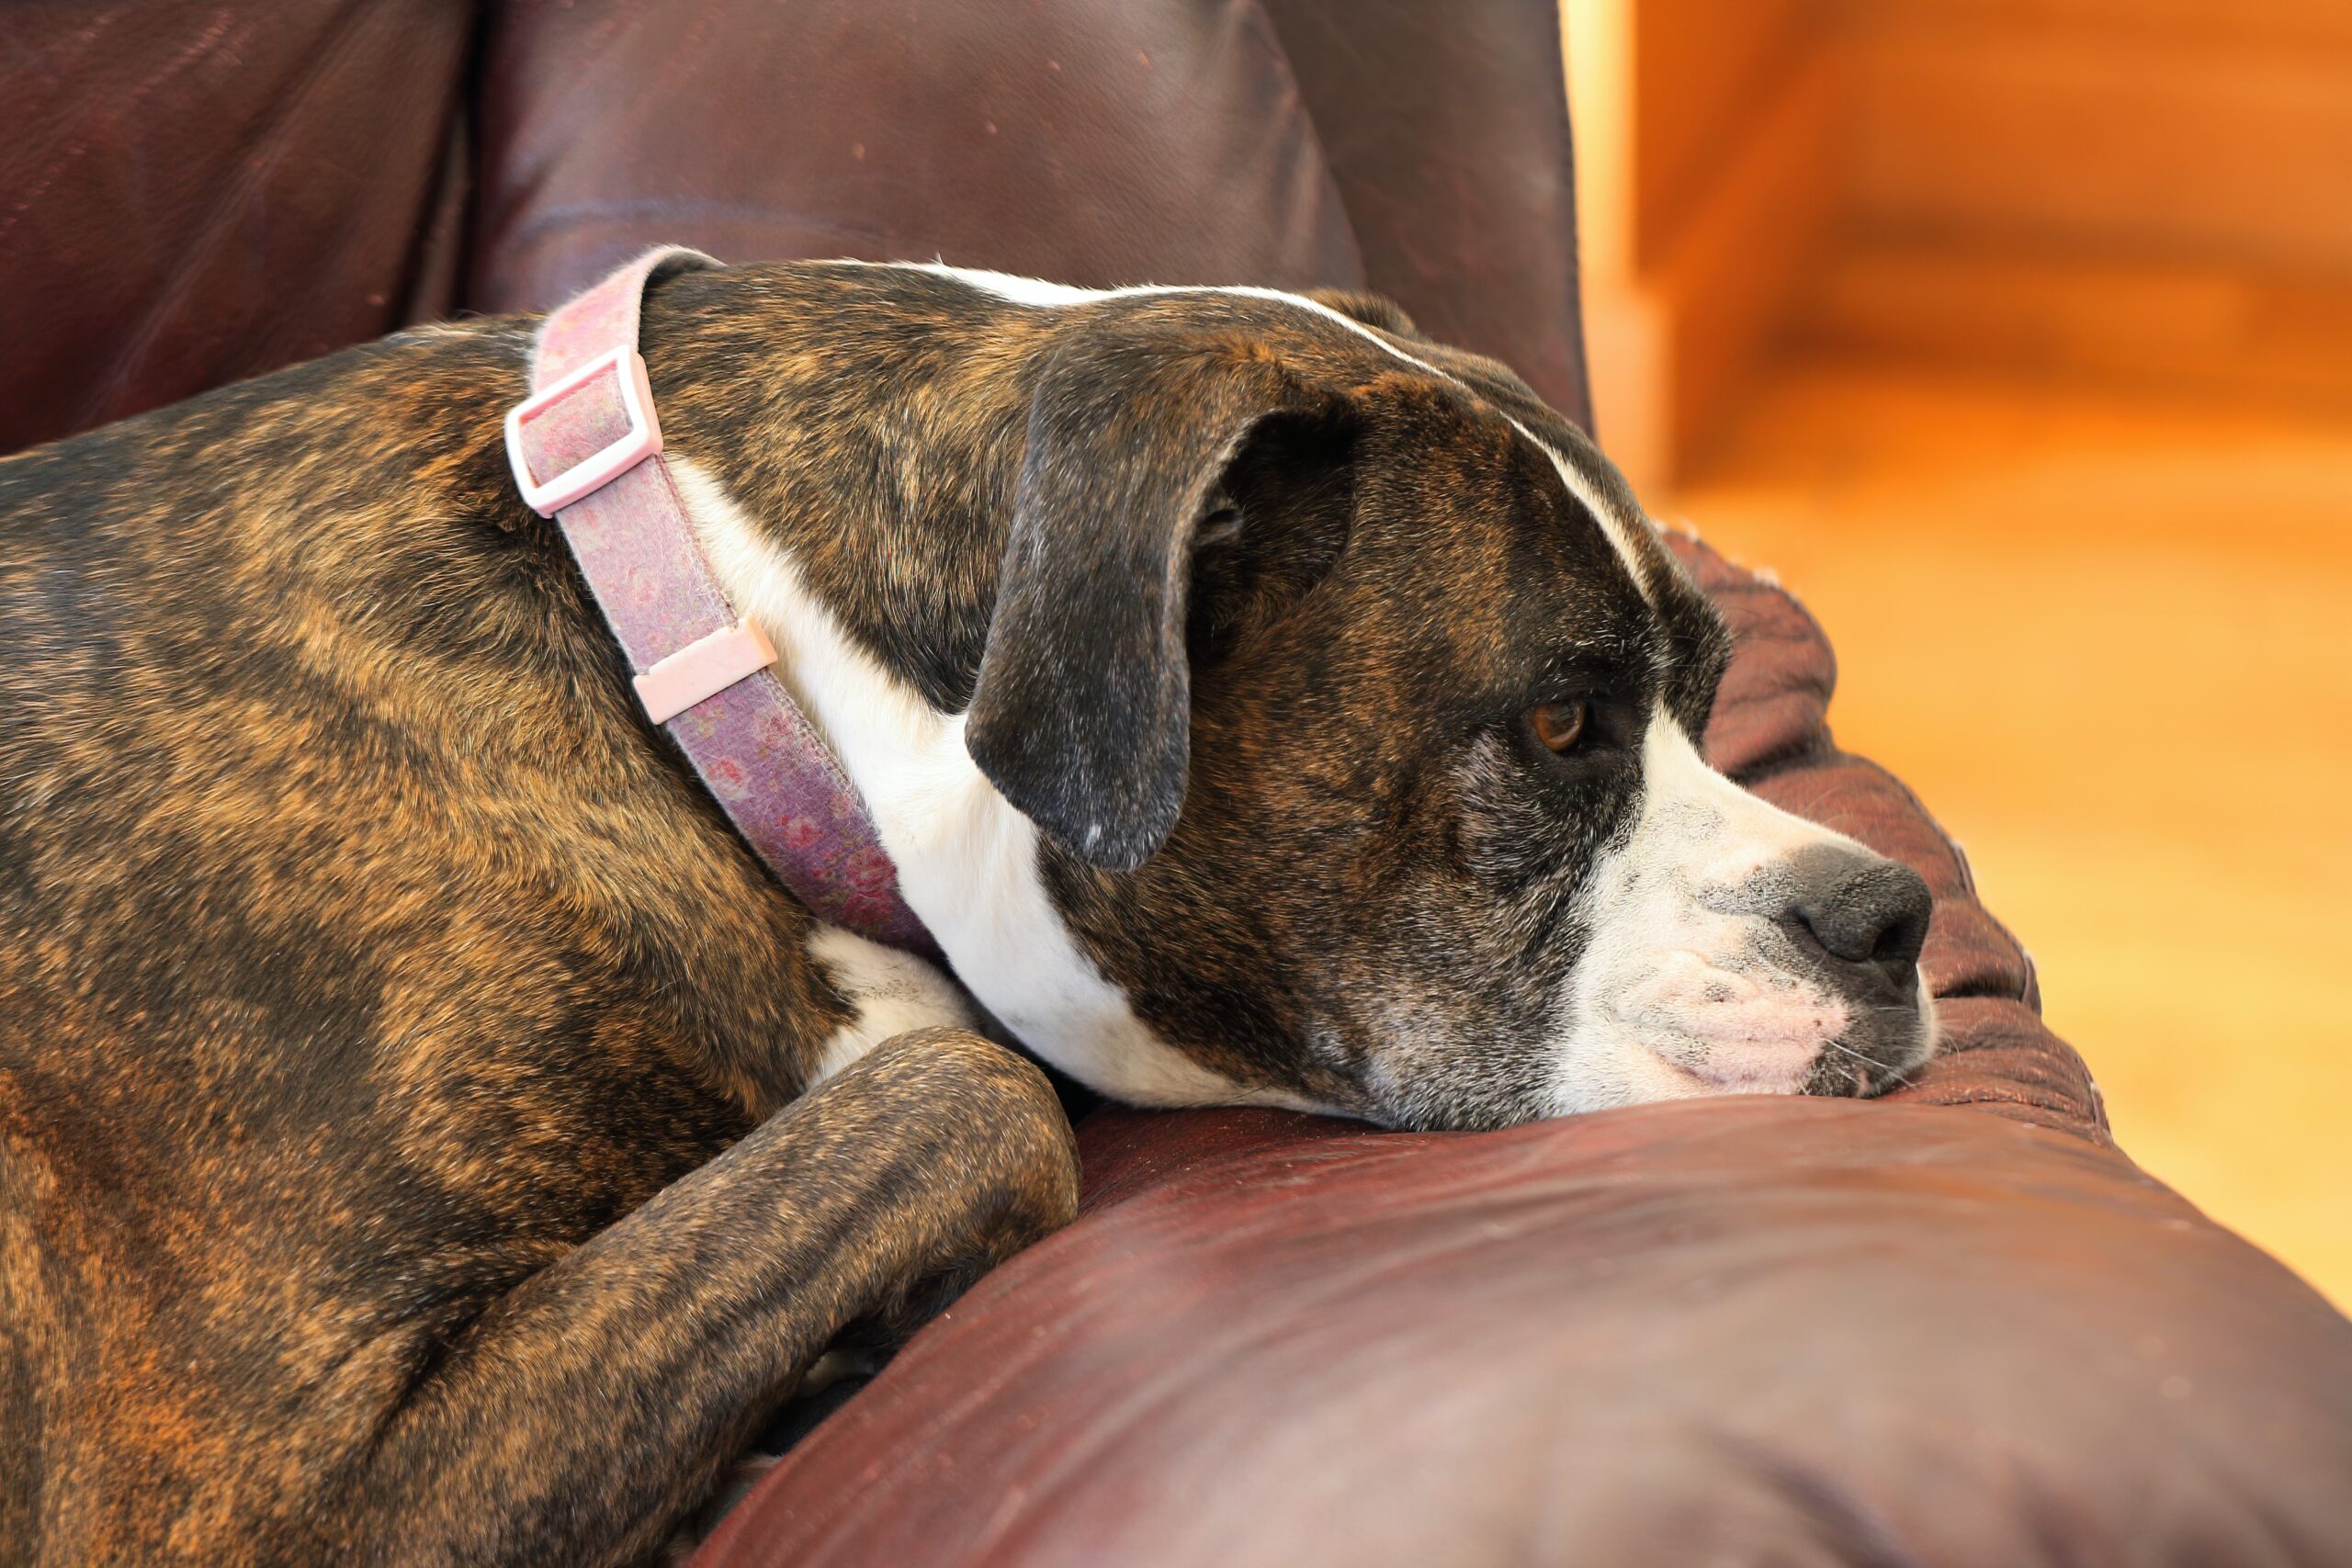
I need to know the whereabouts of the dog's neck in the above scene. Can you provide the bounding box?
[638,265,1036,713]
[637,272,1295,1111]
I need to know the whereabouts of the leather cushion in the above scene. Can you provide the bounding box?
[0,0,471,456]
[1254,0,1593,428]
[469,0,1364,315]
[698,1098,2352,1567]
[467,0,1590,424]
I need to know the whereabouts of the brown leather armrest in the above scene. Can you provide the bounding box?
[698,1097,2352,1566]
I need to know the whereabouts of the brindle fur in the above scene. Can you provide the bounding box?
[0,284,1080,1565]
[0,259,1759,1563]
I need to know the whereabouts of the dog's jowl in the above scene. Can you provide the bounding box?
[0,258,1933,1564]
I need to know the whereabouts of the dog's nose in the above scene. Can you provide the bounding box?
[1780,846,1932,982]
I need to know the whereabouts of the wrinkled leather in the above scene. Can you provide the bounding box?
[700,1097,2352,1568]
[1668,533,2101,1138]
[0,0,472,455]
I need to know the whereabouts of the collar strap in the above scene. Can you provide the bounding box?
[505,248,935,957]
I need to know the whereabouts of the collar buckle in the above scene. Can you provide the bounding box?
[504,345,662,516]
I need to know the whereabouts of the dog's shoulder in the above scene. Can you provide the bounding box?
[0,307,858,1260]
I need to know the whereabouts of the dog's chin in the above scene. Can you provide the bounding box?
[1536,993,1936,1119]
[1795,993,1940,1100]
[1589,952,1939,1106]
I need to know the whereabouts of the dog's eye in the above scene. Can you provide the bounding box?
[1528,698,1589,753]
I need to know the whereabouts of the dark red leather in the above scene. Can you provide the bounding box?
[4,0,1590,452]
[0,0,472,455]
[469,0,1366,318]
[700,1100,2352,1568]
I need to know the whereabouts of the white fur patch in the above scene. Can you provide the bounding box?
[1547,711,1879,1112]
[671,457,1321,1111]
[803,924,974,1087]
[1507,422,1658,605]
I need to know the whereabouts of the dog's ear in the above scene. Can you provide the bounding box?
[1302,288,1419,339]
[966,320,1341,872]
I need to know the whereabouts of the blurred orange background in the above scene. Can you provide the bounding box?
[1562,0,2352,1305]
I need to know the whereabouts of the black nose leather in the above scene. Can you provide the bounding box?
[1781,848,1932,977]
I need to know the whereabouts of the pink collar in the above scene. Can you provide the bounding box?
[504,248,935,957]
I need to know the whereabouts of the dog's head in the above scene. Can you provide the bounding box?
[935,282,1934,1132]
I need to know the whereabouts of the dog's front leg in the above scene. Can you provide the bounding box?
[341,1028,1078,1568]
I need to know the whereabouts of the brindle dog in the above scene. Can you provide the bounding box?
[0,261,1934,1565]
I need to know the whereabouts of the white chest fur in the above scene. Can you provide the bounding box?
[669,457,1306,1109]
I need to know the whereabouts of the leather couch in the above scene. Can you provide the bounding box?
[8,4,2348,1563]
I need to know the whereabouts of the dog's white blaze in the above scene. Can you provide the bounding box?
[1508,424,1659,605]
[673,459,1314,1111]
[908,265,1099,307]
[803,924,976,1087]
[910,264,1660,597]
[1548,710,1868,1114]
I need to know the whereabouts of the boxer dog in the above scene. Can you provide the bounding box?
[0,257,1934,1565]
